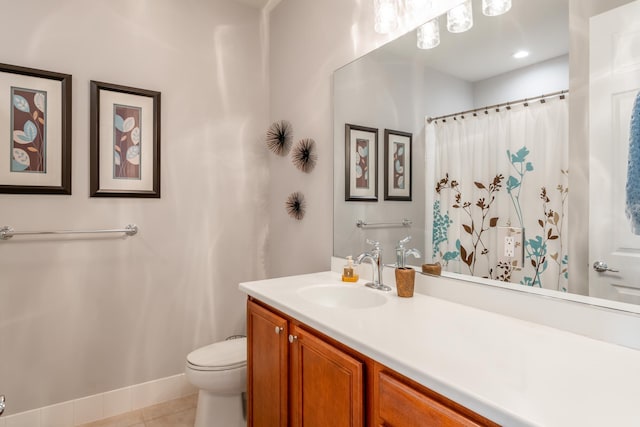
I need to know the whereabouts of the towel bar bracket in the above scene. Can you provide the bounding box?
[0,226,14,240]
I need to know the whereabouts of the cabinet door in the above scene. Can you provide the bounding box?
[376,370,494,427]
[247,300,289,426]
[289,324,364,427]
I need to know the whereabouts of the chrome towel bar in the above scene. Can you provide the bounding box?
[0,224,138,241]
[356,219,412,228]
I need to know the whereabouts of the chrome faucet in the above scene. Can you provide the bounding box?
[355,239,391,291]
[395,236,421,268]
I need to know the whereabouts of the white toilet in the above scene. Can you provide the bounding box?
[185,336,247,427]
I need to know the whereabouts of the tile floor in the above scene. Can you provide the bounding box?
[77,394,197,427]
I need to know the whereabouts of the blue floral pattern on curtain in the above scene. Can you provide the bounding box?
[427,97,569,292]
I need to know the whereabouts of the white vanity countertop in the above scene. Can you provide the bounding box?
[239,271,640,427]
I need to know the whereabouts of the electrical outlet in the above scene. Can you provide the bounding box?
[497,226,524,269]
[504,236,515,257]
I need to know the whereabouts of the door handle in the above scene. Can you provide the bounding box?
[593,261,619,273]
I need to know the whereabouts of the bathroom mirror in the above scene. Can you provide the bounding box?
[333,0,640,312]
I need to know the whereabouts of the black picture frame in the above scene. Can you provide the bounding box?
[345,123,378,202]
[90,80,161,198]
[384,128,412,201]
[0,63,72,194]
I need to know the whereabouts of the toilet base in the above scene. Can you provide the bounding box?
[194,389,246,427]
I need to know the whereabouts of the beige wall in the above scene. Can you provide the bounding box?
[0,0,268,414]
[266,0,465,277]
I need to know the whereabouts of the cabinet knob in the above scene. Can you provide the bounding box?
[275,326,284,335]
[288,334,298,343]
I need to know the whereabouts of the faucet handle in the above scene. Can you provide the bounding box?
[398,236,411,247]
[395,236,420,268]
[406,248,422,259]
[365,239,381,249]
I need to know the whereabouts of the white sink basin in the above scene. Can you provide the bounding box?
[297,284,388,309]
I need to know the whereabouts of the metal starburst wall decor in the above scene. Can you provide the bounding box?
[265,120,293,156]
[291,138,318,173]
[285,191,306,220]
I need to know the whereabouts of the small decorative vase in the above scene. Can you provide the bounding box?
[395,267,416,298]
[421,262,442,276]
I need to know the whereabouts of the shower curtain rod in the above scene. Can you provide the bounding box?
[426,89,569,124]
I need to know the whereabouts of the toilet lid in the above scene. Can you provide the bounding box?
[187,337,247,370]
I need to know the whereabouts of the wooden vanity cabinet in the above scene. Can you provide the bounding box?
[247,299,364,427]
[247,298,498,427]
[290,323,364,426]
[247,299,289,426]
[372,364,499,427]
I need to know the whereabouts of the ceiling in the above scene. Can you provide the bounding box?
[230,0,568,82]
[372,0,569,82]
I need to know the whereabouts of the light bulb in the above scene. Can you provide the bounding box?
[447,0,473,33]
[404,0,433,15]
[482,0,512,16]
[417,18,440,49]
[374,0,399,34]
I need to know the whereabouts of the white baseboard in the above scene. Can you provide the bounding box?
[0,373,197,427]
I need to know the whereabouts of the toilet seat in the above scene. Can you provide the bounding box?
[187,337,247,372]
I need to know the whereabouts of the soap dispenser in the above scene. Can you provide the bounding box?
[394,236,421,297]
[342,255,359,282]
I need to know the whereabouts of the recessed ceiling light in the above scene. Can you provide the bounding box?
[513,50,530,59]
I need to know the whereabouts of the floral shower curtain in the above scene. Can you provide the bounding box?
[426,97,569,291]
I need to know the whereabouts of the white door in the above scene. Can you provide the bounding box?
[589,0,640,303]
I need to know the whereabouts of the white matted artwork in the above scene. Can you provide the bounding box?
[0,63,71,194]
[345,123,378,201]
[384,129,412,201]
[90,81,160,198]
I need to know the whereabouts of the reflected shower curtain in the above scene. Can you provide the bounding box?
[426,97,569,291]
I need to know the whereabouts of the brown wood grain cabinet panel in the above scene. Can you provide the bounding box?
[247,300,289,426]
[373,364,499,427]
[290,324,364,427]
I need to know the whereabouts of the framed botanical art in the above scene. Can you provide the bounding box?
[384,129,412,201]
[90,81,161,198]
[0,63,72,194]
[345,123,378,201]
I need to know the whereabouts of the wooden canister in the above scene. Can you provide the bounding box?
[395,267,416,298]
[421,262,442,276]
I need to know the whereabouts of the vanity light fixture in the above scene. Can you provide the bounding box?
[447,0,473,33]
[512,50,529,59]
[374,0,399,34]
[417,18,440,49]
[404,0,433,16]
[482,0,512,16]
